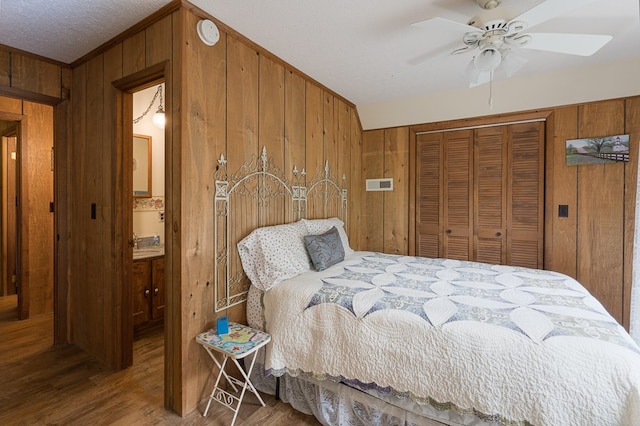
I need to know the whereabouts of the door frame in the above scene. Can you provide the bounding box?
[113,62,173,370]
[0,113,25,318]
[1,124,19,301]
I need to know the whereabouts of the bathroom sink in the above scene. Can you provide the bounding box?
[133,246,164,259]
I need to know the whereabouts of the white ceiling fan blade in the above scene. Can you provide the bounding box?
[514,0,598,30]
[411,16,480,35]
[393,40,466,78]
[501,52,528,77]
[522,33,612,56]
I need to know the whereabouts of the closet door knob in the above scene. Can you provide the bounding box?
[144,289,150,297]
[154,287,159,295]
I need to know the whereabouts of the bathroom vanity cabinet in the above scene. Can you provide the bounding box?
[132,256,165,330]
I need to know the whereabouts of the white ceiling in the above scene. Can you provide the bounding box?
[1,0,638,107]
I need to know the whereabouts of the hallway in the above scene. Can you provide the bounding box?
[0,296,317,425]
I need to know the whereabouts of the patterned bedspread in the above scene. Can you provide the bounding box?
[262,252,640,425]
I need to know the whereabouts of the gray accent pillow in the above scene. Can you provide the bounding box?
[304,226,345,271]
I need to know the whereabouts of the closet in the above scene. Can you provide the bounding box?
[415,121,544,269]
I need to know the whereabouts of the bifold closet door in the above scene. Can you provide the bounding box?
[416,122,543,267]
[415,132,442,258]
[474,126,507,265]
[507,122,545,269]
[466,123,544,267]
[416,130,473,261]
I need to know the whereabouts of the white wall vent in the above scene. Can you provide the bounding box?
[366,178,393,192]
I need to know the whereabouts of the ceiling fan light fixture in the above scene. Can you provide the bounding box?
[465,58,481,84]
[474,48,502,72]
[477,0,502,10]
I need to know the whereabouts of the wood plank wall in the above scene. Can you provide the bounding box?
[0,47,67,100]
[67,4,362,416]
[70,10,175,372]
[362,96,639,331]
[69,4,178,407]
[179,7,362,414]
[362,127,409,254]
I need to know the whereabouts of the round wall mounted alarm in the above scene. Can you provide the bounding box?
[197,19,220,46]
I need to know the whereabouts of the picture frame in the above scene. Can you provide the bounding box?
[566,134,629,165]
[133,134,152,197]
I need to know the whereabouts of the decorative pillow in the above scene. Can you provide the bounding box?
[301,217,354,256]
[237,221,311,292]
[304,226,345,271]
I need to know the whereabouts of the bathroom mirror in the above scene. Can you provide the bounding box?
[133,134,152,198]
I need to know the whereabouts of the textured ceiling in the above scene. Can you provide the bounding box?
[0,0,172,64]
[0,0,638,106]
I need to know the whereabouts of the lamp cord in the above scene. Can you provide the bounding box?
[133,86,163,124]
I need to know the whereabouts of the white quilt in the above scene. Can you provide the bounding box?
[262,252,640,425]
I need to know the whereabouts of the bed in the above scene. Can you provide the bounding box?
[237,219,640,425]
[213,148,640,425]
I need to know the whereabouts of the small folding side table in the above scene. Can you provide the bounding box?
[196,322,271,426]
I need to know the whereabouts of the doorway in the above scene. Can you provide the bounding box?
[131,83,166,340]
[0,104,55,354]
[1,125,18,308]
[114,62,173,406]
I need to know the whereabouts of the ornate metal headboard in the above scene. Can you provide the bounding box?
[214,147,347,312]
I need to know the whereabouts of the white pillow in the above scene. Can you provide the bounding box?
[237,221,311,292]
[301,217,354,256]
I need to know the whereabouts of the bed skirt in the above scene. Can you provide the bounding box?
[249,354,496,426]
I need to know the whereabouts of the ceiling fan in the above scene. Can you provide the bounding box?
[411,0,613,87]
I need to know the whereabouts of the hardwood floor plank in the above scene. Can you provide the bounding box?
[0,296,320,425]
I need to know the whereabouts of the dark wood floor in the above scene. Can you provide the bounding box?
[0,295,320,425]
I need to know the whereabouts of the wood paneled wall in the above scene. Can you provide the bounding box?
[67,4,362,416]
[70,10,178,374]
[0,46,69,101]
[362,127,409,254]
[362,97,639,330]
[179,8,362,414]
[547,98,638,328]
[69,4,179,410]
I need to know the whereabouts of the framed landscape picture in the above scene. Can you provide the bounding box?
[566,134,629,165]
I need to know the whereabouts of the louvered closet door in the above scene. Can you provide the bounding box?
[415,133,443,258]
[507,122,544,268]
[415,130,473,260]
[442,130,474,260]
[416,123,543,266]
[474,126,507,265]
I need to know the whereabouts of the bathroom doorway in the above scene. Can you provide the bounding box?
[131,83,166,339]
[114,62,173,405]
